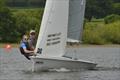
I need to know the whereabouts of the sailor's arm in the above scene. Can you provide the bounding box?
[23,48,34,53]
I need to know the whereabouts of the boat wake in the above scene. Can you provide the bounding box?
[94,67,120,71]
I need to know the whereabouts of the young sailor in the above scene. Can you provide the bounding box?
[19,35,35,60]
[28,30,37,50]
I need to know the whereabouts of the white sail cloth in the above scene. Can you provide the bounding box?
[68,0,86,42]
[35,0,69,57]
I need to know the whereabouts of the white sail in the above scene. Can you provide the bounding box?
[67,0,86,42]
[35,0,69,57]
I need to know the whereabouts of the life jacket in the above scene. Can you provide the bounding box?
[20,42,30,53]
[19,41,31,60]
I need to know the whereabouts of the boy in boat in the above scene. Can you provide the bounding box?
[20,35,35,60]
[28,30,37,50]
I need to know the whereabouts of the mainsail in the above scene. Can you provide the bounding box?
[35,0,69,57]
[67,0,86,42]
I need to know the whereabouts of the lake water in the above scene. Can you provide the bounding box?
[0,47,120,80]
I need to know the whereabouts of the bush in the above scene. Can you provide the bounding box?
[104,14,120,24]
[0,7,43,43]
[83,23,106,44]
[0,0,18,43]
[12,8,43,42]
[102,21,120,44]
[83,20,120,44]
[112,3,120,15]
[13,11,40,34]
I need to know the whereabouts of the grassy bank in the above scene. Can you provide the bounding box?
[0,43,119,48]
[67,44,120,48]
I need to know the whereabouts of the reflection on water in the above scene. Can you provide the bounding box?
[0,47,120,80]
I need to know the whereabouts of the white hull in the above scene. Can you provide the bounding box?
[31,56,97,71]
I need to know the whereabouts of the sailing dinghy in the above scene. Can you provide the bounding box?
[31,0,97,71]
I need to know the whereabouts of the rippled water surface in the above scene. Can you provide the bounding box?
[0,47,120,80]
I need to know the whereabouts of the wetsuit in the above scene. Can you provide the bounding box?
[19,41,31,60]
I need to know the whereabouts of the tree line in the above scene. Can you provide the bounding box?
[0,0,120,44]
[5,0,120,21]
[85,0,120,21]
[6,0,46,7]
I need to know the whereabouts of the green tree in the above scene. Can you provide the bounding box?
[112,3,120,15]
[112,0,120,3]
[85,0,113,21]
[12,10,41,39]
[0,0,18,42]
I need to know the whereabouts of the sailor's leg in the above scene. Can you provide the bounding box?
[23,53,31,60]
